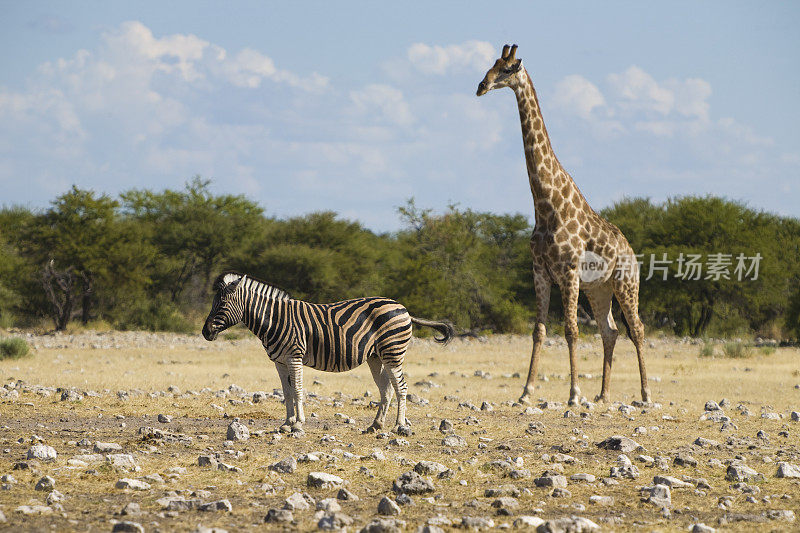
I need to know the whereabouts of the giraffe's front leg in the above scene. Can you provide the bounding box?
[520,266,551,405]
[561,276,582,406]
[289,356,305,432]
[275,362,295,433]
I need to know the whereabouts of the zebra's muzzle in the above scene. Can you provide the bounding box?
[201,322,219,341]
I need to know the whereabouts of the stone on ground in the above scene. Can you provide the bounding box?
[307,472,344,489]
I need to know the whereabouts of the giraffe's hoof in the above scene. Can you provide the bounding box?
[279,424,292,434]
[594,394,609,404]
[518,394,533,405]
[291,422,304,432]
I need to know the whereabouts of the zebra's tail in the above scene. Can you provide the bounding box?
[410,316,455,344]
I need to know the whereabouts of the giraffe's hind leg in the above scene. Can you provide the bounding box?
[364,355,394,433]
[613,276,651,403]
[585,284,618,403]
[561,276,582,406]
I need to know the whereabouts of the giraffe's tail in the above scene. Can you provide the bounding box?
[619,310,633,341]
[410,316,455,344]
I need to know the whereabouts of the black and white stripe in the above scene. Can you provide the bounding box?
[202,271,453,432]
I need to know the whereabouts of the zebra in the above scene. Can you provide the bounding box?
[201,271,454,433]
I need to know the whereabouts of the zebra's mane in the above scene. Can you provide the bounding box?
[213,271,291,300]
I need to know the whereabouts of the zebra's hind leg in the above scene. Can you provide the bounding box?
[385,361,409,433]
[275,362,295,433]
[364,356,394,433]
[288,356,306,433]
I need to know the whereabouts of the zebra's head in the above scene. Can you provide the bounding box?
[202,272,246,341]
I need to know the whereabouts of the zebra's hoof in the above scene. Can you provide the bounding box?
[394,424,413,436]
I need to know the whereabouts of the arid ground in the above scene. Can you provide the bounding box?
[0,330,798,532]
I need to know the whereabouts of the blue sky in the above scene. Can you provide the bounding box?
[1,1,798,231]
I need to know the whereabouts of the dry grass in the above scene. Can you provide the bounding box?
[1,334,799,531]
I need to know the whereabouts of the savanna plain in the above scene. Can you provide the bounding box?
[0,330,798,532]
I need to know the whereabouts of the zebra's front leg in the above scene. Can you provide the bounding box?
[275,362,295,433]
[289,356,305,432]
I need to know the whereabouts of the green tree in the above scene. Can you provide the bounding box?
[604,196,797,337]
[231,211,394,302]
[17,187,122,328]
[0,207,39,327]
[121,177,265,305]
[394,201,531,333]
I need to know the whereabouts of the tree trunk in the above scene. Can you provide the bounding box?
[41,260,76,331]
[80,272,93,325]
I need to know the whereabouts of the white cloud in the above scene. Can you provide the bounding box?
[549,66,716,140]
[350,84,414,127]
[607,66,674,115]
[605,66,712,126]
[552,74,606,119]
[669,78,711,120]
[406,40,495,75]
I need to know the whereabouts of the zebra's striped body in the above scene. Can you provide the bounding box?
[202,271,453,433]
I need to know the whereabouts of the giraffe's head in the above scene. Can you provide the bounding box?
[476,44,523,96]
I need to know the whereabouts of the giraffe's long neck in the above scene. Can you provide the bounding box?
[512,69,583,223]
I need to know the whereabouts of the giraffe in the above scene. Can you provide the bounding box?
[477,44,651,406]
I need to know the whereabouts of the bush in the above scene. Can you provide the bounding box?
[114,298,195,334]
[698,342,715,358]
[722,342,753,359]
[0,337,30,359]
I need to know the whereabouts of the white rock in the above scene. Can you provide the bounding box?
[378,496,401,516]
[226,420,249,441]
[269,456,297,474]
[106,454,140,472]
[34,476,55,491]
[316,498,341,513]
[776,462,800,479]
[94,441,123,453]
[115,478,151,491]
[27,444,57,462]
[308,471,343,489]
[284,491,313,511]
[513,515,544,528]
